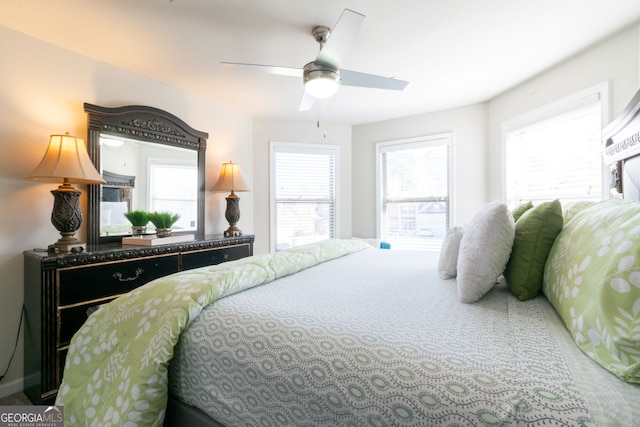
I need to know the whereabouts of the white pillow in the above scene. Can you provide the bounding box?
[457,202,515,303]
[437,226,464,279]
[352,237,380,248]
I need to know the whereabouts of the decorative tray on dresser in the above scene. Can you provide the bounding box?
[23,234,254,404]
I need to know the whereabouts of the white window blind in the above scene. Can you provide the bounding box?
[149,162,198,230]
[505,87,606,206]
[378,135,451,251]
[271,142,338,251]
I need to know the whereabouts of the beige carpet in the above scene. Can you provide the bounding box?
[0,392,32,406]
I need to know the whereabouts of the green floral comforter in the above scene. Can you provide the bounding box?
[55,239,370,426]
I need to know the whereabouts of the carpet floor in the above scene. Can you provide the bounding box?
[0,392,32,406]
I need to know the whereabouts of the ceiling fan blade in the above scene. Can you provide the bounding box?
[298,91,315,111]
[221,62,302,78]
[340,69,409,91]
[316,9,365,68]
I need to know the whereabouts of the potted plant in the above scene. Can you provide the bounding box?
[147,211,181,237]
[123,210,149,236]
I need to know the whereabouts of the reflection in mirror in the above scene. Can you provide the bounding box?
[84,103,208,246]
[99,136,198,237]
[101,169,134,235]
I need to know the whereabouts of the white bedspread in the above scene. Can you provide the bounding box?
[169,248,640,426]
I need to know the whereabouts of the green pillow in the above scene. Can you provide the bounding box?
[504,199,563,301]
[511,201,533,222]
[543,199,640,383]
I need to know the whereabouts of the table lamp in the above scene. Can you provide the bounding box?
[212,161,249,237]
[26,132,105,253]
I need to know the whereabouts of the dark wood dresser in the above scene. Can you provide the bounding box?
[23,234,254,404]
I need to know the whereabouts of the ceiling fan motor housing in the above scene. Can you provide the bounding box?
[303,61,341,99]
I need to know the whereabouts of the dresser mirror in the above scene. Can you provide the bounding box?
[84,103,208,246]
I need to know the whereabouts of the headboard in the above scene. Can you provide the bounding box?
[602,88,640,200]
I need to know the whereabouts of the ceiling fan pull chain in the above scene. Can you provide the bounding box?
[317,102,327,139]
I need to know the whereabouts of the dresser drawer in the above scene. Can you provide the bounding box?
[58,301,112,346]
[181,243,251,270]
[58,254,179,306]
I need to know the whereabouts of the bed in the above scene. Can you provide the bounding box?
[56,91,640,426]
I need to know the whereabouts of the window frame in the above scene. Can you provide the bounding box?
[376,133,454,250]
[501,82,610,203]
[147,157,198,231]
[269,141,340,252]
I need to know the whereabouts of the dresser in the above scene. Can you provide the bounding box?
[23,234,254,404]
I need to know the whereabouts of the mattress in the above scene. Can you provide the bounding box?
[168,248,640,426]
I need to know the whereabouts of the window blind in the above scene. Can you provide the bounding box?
[378,136,451,251]
[505,99,603,206]
[271,144,337,251]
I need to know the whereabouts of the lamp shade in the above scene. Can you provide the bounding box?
[26,133,105,184]
[212,161,249,193]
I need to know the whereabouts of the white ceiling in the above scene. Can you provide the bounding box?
[2,0,640,125]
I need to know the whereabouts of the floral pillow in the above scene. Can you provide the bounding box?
[561,200,597,223]
[543,199,640,383]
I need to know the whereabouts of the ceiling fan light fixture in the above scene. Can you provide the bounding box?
[303,62,340,99]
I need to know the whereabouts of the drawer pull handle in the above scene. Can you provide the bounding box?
[113,268,144,282]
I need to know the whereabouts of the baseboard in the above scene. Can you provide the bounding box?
[0,376,24,400]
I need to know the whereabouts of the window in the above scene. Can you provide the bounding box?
[377,134,452,251]
[270,142,339,251]
[149,160,198,230]
[504,83,609,206]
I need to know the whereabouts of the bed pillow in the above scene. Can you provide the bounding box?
[457,202,515,303]
[352,237,381,248]
[562,200,597,223]
[511,201,533,222]
[543,199,640,383]
[438,225,464,279]
[504,199,563,301]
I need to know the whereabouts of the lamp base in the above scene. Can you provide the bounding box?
[48,241,86,254]
[223,194,243,238]
[48,232,86,253]
[48,186,86,253]
[223,226,243,238]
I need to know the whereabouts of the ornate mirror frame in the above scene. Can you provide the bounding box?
[84,103,208,246]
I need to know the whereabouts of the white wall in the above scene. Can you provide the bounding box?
[487,23,640,200]
[252,119,352,255]
[351,103,489,238]
[0,26,254,398]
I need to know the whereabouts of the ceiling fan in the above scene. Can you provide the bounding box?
[221,9,409,111]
